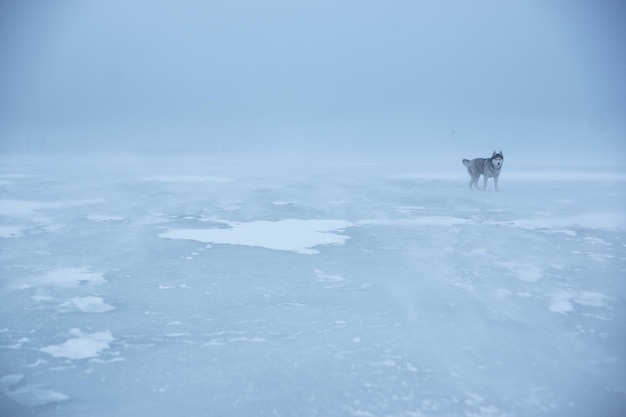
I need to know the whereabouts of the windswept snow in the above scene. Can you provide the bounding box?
[12,268,106,290]
[549,290,614,314]
[0,155,624,417]
[0,374,69,407]
[0,199,103,217]
[56,297,115,313]
[143,175,234,183]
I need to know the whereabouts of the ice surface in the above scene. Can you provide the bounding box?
[0,155,625,417]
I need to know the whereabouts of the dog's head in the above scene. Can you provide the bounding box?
[491,150,503,169]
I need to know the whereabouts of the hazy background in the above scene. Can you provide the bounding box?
[1,0,624,164]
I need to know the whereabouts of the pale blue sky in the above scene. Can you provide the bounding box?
[1,0,624,160]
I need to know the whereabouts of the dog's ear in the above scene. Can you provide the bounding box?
[492,150,496,157]
[499,150,503,157]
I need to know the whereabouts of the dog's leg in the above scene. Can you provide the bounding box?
[482,175,488,191]
[470,173,479,190]
[494,175,499,191]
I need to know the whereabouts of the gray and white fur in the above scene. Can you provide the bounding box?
[462,150,504,191]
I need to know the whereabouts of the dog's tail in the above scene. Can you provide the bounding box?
[462,158,470,167]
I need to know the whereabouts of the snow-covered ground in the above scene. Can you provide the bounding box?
[1,154,624,417]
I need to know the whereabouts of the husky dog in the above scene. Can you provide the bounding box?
[462,151,504,191]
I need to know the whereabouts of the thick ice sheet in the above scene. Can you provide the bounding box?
[1,156,624,417]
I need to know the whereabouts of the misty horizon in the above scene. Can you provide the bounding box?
[1,0,625,165]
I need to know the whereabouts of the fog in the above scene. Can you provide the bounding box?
[1,2,626,417]
[1,0,625,164]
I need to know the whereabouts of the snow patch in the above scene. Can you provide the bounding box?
[505,171,626,181]
[468,247,489,256]
[583,236,612,246]
[549,290,612,313]
[314,269,346,283]
[0,199,103,217]
[86,214,126,222]
[0,374,69,407]
[0,225,26,238]
[14,267,106,289]
[40,329,114,359]
[359,217,472,227]
[497,213,626,232]
[6,385,70,407]
[159,219,353,254]
[497,262,543,282]
[57,296,115,313]
[494,288,513,298]
[0,374,24,391]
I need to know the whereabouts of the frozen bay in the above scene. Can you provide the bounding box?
[0,155,625,417]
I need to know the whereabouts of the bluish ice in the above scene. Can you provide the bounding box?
[1,154,625,417]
